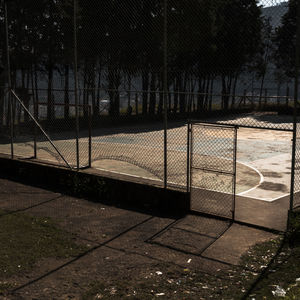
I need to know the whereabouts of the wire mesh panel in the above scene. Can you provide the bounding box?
[90,90,165,182]
[31,101,91,169]
[75,1,166,181]
[10,89,35,159]
[0,0,298,203]
[190,123,237,219]
[293,123,300,208]
[0,90,12,156]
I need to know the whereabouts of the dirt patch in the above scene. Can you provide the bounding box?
[261,171,283,178]
[259,181,288,192]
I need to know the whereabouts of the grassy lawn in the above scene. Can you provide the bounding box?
[0,209,88,295]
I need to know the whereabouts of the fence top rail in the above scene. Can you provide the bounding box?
[189,120,294,132]
[0,86,293,100]
[37,102,91,108]
[189,121,238,129]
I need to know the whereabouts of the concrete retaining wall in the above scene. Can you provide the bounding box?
[0,155,190,216]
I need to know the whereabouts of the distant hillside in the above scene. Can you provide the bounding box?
[262,2,288,28]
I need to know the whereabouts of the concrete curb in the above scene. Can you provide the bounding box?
[0,154,190,216]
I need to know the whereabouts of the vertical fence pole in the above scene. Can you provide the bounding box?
[232,126,238,221]
[135,93,138,116]
[74,0,80,170]
[31,65,37,159]
[289,0,300,217]
[286,85,290,109]
[4,1,13,159]
[88,105,92,168]
[186,122,191,193]
[163,0,168,189]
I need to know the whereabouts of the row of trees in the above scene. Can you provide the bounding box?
[0,0,297,123]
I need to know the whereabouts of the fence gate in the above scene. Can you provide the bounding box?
[189,123,237,220]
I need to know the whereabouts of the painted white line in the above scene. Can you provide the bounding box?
[213,156,265,197]
[94,167,161,181]
[240,192,290,202]
[237,161,264,196]
[95,166,290,202]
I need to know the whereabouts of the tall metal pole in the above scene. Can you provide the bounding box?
[4,1,13,159]
[88,105,92,168]
[232,126,238,221]
[74,0,80,169]
[289,0,300,215]
[163,0,168,189]
[31,61,37,159]
[186,122,191,193]
[10,90,72,169]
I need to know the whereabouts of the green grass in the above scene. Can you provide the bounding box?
[0,209,88,293]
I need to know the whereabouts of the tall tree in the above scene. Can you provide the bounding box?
[274,0,297,78]
[214,0,263,110]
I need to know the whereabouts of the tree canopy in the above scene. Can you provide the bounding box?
[0,0,268,118]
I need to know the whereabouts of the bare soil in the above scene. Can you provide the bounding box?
[0,177,280,299]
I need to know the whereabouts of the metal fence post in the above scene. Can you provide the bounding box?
[163,0,168,189]
[232,126,238,221]
[88,105,92,168]
[31,65,37,159]
[186,122,191,193]
[74,0,80,170]
[289,0,300,217]
[33,101,38,158]
[4,1,13,159]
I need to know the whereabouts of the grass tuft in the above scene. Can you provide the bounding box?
[0,209,87,280]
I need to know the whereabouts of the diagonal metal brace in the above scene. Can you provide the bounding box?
[10,89,73,170]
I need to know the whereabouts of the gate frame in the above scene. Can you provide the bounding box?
[187,121,238,220]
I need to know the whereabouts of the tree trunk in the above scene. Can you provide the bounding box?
[34,62,39,119]
[179,74,186,114]
[64,64,70,120]
[209,77,214,112]
[108,68,120,117]
[157,73,163,115]
[95,64,101,117]
[90,62,96,119]
[222,75,232,111]
[173,77,178,114]
[47,63,54,124]
[149,72,156,115]
[231,73,238,110]
[0,85,4,128]
[197,77,205,112]
[142,70,149,115]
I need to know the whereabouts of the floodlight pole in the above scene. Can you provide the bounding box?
[163,0,168,189]
[289,0,300,217]
[74,0,80,169]
[4,0,13,159]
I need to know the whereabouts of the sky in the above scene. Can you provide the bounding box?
[259,0,288,7]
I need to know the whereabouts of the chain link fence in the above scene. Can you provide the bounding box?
[190,123,236,219]
[0,0,299,217]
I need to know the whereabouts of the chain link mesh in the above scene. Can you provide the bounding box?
[190,124,236,218]
[0,0,297,208]
[293,122,300,208]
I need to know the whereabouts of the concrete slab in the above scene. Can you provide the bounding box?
[202,223,278,265]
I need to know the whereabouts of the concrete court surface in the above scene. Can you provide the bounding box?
[0,121,292,200]
[0,116,293,231]
[0,177,278,298]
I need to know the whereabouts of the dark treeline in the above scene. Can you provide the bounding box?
[0,0,296,124]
